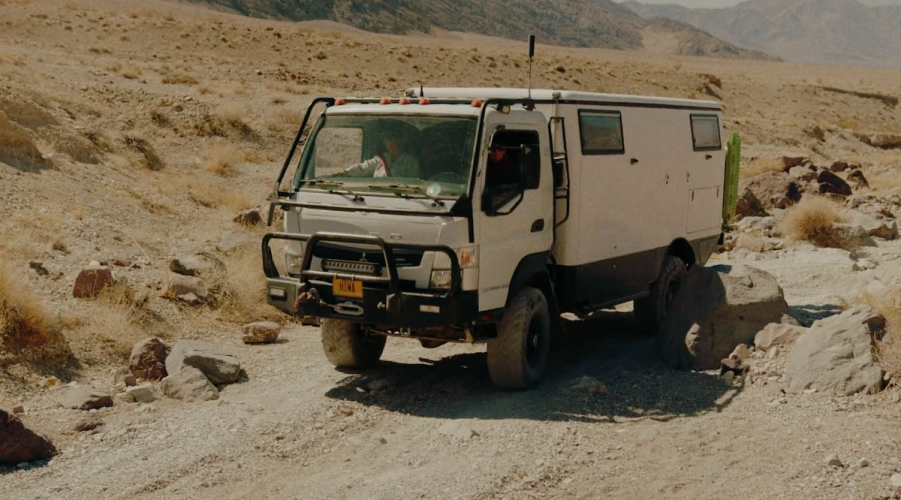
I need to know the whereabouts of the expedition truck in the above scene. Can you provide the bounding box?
[262,88,729,389]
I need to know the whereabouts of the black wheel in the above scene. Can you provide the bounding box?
[321,319,386,368]
[635,255,688,334]
[486,287,551,390]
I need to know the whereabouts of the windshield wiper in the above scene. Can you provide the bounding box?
[297,177,344,186]
[298,178,365,202]
[377,183,446,207]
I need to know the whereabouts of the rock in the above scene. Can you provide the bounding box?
[218,231,257,253]
[233,209,262,226]
[242,322,280,344]
[659,265,790,370]
[846,210,898,240]
[111,259,132,268]
[114,393,135,405]
[784,306,886,396]
[73,415,104,432]
[734,188,768,219]
[781,314,802,326]
[734,234,765,252]
[829,161,849,173]
[866,134,901,150]
[755,323,806,351]
[565,376,608,396]
[780,156,807,170]
[129,337,170,381]
[848,169,869,189]
[0,407,56,465]
[11,405,24,415]
[826,454,843,467]
[855,458,869,468]
[29,261,48,276]
[720,357,744,376]
[73,265,116,298]
[337,403,354,416]
[721,370,735,381]
[166,341,241,385]
[891,473,901,487]
[832,223,876,248]
[437,421,480,442]
[741,172,802,210]
[168,253,225,277]
[852,259,877,272]
[730,344,752,361]
[816,170,852,197]
[166,274,210,304]
[127,384,160,404]
[160,366,219,402]
[62,388,113,410]
[735,216,777,233]
[366,378,393,392]
[113,367,137,387]
[788,165,818,183]
[42,376,61,388]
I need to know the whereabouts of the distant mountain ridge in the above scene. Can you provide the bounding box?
[625,0,901,67]
[184,0,776,60]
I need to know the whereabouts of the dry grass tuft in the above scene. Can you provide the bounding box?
[162,72,199,85]
[0,111,52,171]
[741,156,785,179]
[855,291,901,387]
[75,285,146,358]
[206,248,281,322]
[0,258,70,364]
[779,196,847,248]
[215,102,248,124]
[184,180,254,212]
[204,142,243,176]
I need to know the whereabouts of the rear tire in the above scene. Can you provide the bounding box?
[635,255,688,334]
[487,287,551,390]
[321,319,386,368]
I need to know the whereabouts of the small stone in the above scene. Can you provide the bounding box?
[722,371,735,381]
[74,415,104,432]
[825,454,842,467]
[731,344,752,361]
[852,259,877,272]
[42,376,61,388]
[126,384,160,404]
[337,403,354,417]
[11,405,24,415]
[891,473,901,487]
[113,367,137,387]
[29,261,48,276]
[73,265,116,298]
[855,458,869,468]
[112,259,132,268]
[62,388,113,410]
[242,322,280,344]
[377,437,388,445]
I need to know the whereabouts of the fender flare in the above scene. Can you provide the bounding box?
[506,252,553,307]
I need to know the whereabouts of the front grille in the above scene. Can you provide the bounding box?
[321,259,381,275]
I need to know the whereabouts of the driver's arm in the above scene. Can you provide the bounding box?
[335,156,384,177]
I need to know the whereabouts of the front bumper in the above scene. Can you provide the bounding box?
[263,232,479,329]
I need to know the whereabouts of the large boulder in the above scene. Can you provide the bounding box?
[73,265,115,299]
[659,265,790,370]
[784,306,886,395]
[129,337,170,381]
[845,210,898,240]
[165,341,241,385]
[242,322,280,344]
[734,188,768,219]
[816,170,852,197]
[754,323,806,351]
[160,366,219,402]
[0,407,56,465]
[165,274,211,305]
[741,172,802,210]
[169,253,225,277]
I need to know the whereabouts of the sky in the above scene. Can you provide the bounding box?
[618,0,901,7]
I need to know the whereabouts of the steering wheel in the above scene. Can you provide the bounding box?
[429,171,464,183]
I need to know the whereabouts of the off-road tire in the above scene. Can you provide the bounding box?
[635,255,688,335]
[321,319,386,368]
[487,287,551,390]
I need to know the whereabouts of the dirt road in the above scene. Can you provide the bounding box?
[3,310,900,500]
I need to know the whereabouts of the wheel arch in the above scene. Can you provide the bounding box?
[506,252,553,306]
[666,238,696,268]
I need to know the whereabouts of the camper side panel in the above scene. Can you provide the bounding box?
[552,104,724,310]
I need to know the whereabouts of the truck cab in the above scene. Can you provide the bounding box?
[263,89,728,390]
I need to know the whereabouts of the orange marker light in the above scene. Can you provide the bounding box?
[399,98,411,105]
[471,100,483,108]
[419,98,431,105]
[380,97,391,105]
[334,98,346,106]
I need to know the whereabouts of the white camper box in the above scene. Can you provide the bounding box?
[263,88,726,389]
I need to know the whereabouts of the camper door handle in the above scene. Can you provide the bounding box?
[531,219,545,233]
[630,158,639,165]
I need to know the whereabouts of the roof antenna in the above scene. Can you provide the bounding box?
[419,85,424,98]
[527,35,535,108]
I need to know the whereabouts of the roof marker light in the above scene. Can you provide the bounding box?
[334,98,346,106]
[419,98,431,105]
[380,97,391,105]
[471,100,483,108]
[399,98,411,105]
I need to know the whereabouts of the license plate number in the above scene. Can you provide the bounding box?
[333,279,363,299]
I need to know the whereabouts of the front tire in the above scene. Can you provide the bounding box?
[321,319,386,368]
[487,287,551,390]
[635,255,688,334]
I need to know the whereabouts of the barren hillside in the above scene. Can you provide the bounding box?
[626,0,901,68]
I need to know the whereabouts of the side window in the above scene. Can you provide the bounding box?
[579,110,624,155]
[690,114,721,151]
[483,129,540,214]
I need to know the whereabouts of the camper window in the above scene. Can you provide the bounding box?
[690,114,721,151]
[578,110,624,155]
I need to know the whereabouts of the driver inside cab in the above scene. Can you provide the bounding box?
[337,133,422,179]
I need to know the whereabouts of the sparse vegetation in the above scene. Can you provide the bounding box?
[204,141,243,176]
[779,196,847,248]
[855,291,901,388]
[206,248,281,322]
[0,258,70,364]
[162,72,199,85]
[75,285,146,358]
[0,110,51,171]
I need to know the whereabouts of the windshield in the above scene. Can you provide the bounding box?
[293,114,478,198]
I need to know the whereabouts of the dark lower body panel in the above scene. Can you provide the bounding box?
[554,234,721,312]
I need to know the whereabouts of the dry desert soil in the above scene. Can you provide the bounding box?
[1,0,901,499]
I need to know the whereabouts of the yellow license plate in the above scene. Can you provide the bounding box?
[333,279,364,299]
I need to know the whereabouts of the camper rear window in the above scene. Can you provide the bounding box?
[578,111,624,155]
[690,114,721,151]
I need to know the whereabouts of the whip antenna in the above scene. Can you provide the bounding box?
[528,35,535,100]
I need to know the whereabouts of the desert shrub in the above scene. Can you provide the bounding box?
[0,258,70,364]
[779,196,847,248]
[205,248,281,322]
[162,72,199,85]
[204,142,243,176]
[77,285,145,358]
[856,292,901,388]
[0,111,52,171]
